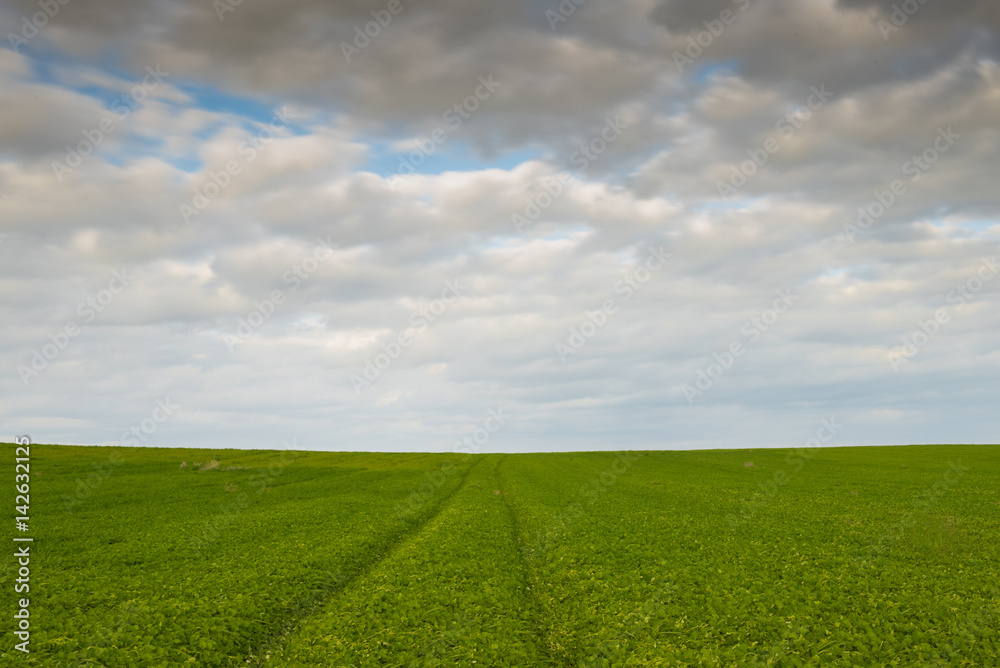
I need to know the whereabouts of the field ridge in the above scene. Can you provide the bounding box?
[496,454,571,667]
[246,454,485,665]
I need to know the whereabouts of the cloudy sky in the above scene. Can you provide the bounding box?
[1,0,998,453]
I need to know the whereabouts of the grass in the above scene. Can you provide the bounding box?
[2,443,998,666]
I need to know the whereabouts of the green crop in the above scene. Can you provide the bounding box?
[2,443,997,666]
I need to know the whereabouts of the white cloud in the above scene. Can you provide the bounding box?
[1,1,999,451]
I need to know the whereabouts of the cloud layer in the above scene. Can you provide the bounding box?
[1,0,997,452]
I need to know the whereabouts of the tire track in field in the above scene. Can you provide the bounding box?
[247,456,486,666]
[495,455,570,668]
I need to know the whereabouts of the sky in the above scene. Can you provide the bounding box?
[1,0,998,453]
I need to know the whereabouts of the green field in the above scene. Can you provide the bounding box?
[2,443,998,666]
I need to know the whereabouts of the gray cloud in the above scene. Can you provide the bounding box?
[1,0,998,451]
